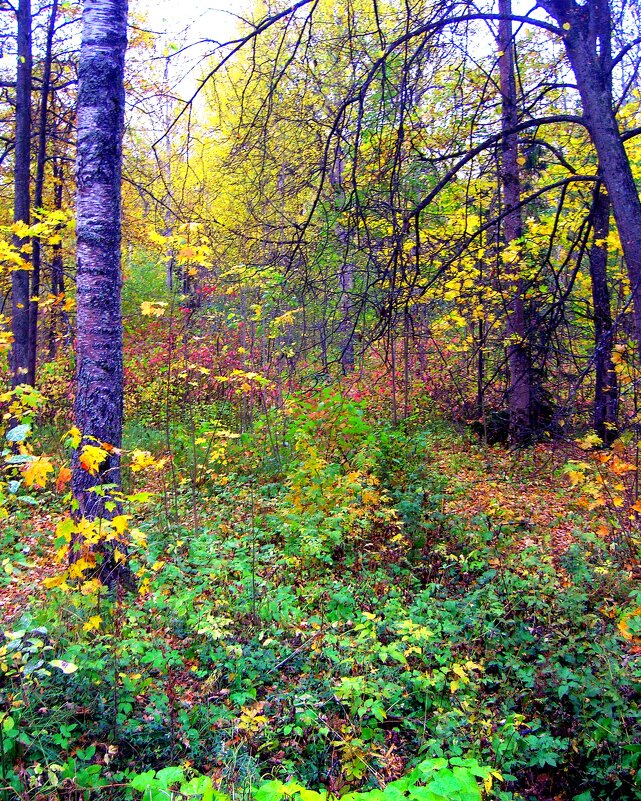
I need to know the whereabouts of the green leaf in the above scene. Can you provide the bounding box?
[254,780,287,801]
[130,770,157,792]
[156,766,185,787]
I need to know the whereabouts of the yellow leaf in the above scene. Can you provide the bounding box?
[130,449,155,472]
[140,301,167,317]
[576,433,602,450]
[83,615,102,632]
[66,426,82,449]
[43,574,68,589]
[69,557,94,579]
[566,470,585,486]
[23,457,54,488]
[79,445,108,475]
[110,515,130,536]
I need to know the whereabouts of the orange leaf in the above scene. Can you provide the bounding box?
[56,466,72,492]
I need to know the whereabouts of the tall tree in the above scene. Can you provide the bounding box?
[498,0,532,444]
[72,0,128,532]
[539,0,641,360]
[10,0,32,388]
[27,0,58,386]
[588,184,618,444]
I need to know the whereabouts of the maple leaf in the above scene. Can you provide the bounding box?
[23,456,55,488]
[65,426,82,449]
[56,466,72,492]
[576,433,602,450]
[110,514,130,536]
[140,301,167,317]
[83,615,102,632]
[130,449,155,472]
[79,444,109,475]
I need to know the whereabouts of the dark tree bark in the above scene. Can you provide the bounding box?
[48,157,65,359]
[539,0,641,361]
[588,185,618,444]
[27,0,58,386]
[498,0,532,445]
[10,0,32,388]
[329,151,356,374]
[72,0,128,528]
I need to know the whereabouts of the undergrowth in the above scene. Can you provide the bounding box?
[1,393,640,801]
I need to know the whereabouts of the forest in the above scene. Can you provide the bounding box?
[0,0,640,799]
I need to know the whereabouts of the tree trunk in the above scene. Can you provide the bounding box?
[540,0,641,361]
[72,0,128,531]
[10,0,32,388]
[27,0,58,386]
[498,0,532,445]
[329,149,356,374]
[588,185,618,444]
[48,160,64,358]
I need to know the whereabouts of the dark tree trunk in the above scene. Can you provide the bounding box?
[329,151,356,374]
[72,0,128,529]
[48,159,65,359]
[589,185,618,444]
[498,0,532,445]
[27,0,58,386]
[10,0,32,388]
[540,0,641,361]
[338,260,355,374]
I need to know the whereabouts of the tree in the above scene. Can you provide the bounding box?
[72,0,128,541]
[497,0,532,444]
[10,0,32,388]
[538,0,641,361]
[27,0,58,386]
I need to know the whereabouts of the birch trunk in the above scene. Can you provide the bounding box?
[72,0,128,526]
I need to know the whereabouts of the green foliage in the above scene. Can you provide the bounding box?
[2,409,641,800]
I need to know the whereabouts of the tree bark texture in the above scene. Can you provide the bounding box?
[10,0,32,388]
[498,0,532,445]
[28,0,58,386]
[72,0,128,520]
[540,0,641,362]
[589,185,618,444]
[329,151,356,374]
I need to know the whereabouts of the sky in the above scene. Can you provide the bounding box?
[132,0,249,100]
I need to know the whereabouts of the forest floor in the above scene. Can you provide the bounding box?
[2,417,641,801]
[3,436,586,624]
